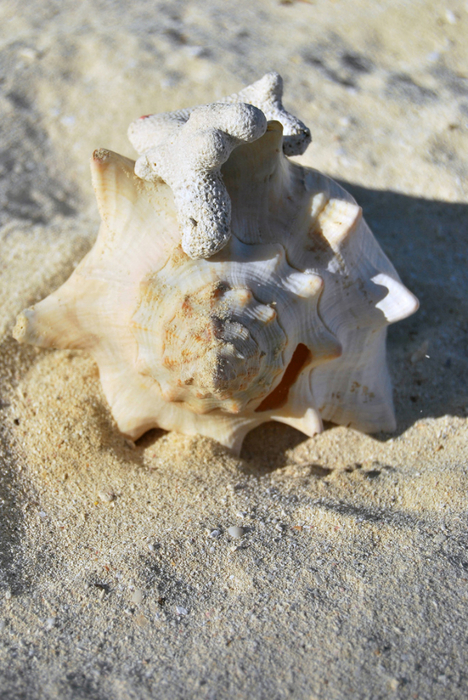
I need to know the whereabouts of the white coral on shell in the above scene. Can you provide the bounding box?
[13,73,418,454]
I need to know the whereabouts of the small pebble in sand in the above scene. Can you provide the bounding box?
[445,9,457,24]
[433,534,446,545]
[98,489,115,503]
[176,606,188,616]
[45,617,56,630]
[209,529,220,538]
[131,589,144,605]
[4,590,11,600]
[228,525,245,539]
[19,47,38,61]
[275,523,284,532]
[228,526,244,539]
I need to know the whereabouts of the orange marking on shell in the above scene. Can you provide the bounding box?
[255,343,312,412]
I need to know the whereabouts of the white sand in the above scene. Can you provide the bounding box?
[0,1,467,698]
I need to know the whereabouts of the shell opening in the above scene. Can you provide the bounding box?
[255,343,312,412]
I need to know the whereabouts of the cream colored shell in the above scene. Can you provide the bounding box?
[13,75,418,454]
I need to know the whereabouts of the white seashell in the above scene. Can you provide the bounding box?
[13,74,419,455]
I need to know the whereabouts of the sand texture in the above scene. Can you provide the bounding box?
[1,1,468,698]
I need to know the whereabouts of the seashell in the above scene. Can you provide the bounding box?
[13,73,418,454]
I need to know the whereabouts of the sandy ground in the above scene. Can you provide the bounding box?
[1,1,468,698]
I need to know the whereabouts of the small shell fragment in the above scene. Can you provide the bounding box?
[45,617,56,630]
[228,526,245,539]
[98,489,115,503]
[131,589,144,605]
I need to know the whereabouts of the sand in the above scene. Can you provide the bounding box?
[0,1,467,698]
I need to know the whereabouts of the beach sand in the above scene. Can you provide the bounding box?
[0,1,467,698]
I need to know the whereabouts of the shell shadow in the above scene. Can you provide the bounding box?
[135,428,168,450]
[240,421,317,473]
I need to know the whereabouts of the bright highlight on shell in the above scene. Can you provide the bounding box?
[13,72,419,454]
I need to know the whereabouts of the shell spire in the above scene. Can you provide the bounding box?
[13,73,418,454]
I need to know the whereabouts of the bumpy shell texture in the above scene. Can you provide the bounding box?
[13,72,418,454]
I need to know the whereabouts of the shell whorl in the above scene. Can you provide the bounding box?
[129,237,329,417]
[132,267,286,414]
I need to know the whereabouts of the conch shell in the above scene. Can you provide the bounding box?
[13,72,418,454]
